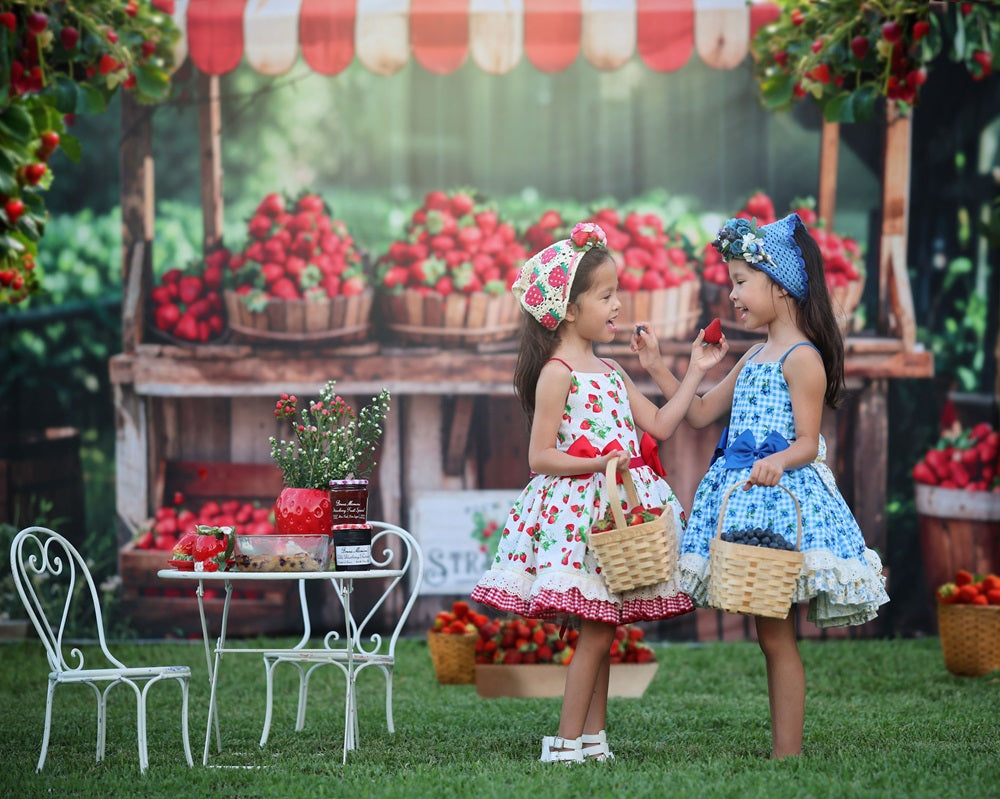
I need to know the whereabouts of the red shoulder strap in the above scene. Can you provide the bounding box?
[546,357,573,371]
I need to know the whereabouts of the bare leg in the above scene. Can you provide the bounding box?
[557,619,616,742]
[755,614,804,758]
[583,650,610,735]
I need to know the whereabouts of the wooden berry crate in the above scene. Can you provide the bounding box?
[119,459,298,638]
[381,289,520,347]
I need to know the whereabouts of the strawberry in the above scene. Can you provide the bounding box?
[987,589,1000,606]
[955,569,974,587]
[5,199,25,225]
[703,317,723,344]
[956,584,979,604]
[971,595,989,606]
[912,462,937,485]
[136,530,155,550]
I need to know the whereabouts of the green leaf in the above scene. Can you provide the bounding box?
[59,132,82,164]
[133,65,170,103]
[849,86,877,123]
[49,76,82,114]
[759,73,794,110]
[74,83,109,115]
[0,104,33,141]
[822,93,854,123]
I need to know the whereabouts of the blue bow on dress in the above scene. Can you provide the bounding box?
[722,429,790,469]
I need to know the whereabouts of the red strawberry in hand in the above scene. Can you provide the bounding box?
[702,317,723,344]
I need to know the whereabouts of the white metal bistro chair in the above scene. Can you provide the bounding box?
[259,522,424,761]
[11,526,194,773]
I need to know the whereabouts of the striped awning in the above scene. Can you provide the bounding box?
[170,0,780,77]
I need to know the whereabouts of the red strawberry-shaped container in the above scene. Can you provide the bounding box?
[193,525,235,572]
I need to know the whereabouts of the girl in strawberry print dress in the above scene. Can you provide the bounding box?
[471,222,726,764]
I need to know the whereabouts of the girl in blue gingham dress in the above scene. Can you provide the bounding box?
[639,213,888,759]
[678,341,888,628]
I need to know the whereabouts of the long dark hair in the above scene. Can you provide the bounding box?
[792,224,844,408]
[513,247,614,419]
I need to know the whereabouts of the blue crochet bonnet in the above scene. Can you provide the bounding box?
[711,213,809,301]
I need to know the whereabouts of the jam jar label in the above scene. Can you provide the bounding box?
[329,479,369,524]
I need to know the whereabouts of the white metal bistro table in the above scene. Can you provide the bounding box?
[157,522,422,765]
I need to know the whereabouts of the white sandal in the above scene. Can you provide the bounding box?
[540,735,584,763]
[581,730,615,761]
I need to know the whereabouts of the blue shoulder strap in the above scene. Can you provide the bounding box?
[779,341,821,364]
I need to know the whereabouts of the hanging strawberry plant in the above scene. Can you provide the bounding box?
[752,1,998,122]
[0,1,179,304]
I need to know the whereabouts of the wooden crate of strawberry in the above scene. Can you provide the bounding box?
[119,460,298,637]
[376,189,526,347]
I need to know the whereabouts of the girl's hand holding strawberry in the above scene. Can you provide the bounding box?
[688,327,729,374]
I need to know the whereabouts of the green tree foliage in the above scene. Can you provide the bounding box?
[0,0,179,303]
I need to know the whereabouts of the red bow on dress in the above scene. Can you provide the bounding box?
[565,432,666,480]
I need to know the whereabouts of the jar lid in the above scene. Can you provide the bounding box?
[329,479,369,487]
[331,523,373,530]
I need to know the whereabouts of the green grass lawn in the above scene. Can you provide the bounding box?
[0,636,996,799]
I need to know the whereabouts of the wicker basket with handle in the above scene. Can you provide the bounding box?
[708,483,804,619]
[427,631,478,684]
[589,461,677,594]
[937,602,1000,677]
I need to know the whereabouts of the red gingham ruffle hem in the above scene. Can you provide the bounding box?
[470,585,694,625]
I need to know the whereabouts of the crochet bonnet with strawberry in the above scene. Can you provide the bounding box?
[712,212,809,301]
[513,222,608,330]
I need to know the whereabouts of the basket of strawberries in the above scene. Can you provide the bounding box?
[588,461,677,594]
[524,206,702,344]
[375,190,526,347]
[700,192,865,337]
[936,570,1000,676]
[427,600,489,684]
[224,191,373,344]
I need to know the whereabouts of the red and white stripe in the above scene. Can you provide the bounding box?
[170,0,780,77]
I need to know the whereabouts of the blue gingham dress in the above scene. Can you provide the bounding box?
[679,343,889,627]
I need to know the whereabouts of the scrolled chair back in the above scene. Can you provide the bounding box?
[11,526,125,674]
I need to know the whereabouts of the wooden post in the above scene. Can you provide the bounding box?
[852,379,888,556]
[877,103,916,347]
[198,71,224,252]
[818,120,839,228]
[119,93,155,351]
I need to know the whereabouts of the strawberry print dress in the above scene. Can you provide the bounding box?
[679,343,890,627]
[471,360,693,624]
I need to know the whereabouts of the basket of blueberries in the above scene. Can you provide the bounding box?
[708,484,804,619]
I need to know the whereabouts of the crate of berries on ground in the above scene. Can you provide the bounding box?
[473,616,658,698]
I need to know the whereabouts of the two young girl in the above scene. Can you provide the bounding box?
[472,215,888,762]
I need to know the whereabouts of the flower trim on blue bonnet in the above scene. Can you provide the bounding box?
[712,213,809,301]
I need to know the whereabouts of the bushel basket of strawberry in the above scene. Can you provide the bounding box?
[588,461,677,594]
[376,189,525,347]
[699,193,865,337]
[526,206,702,343]
[707,483,804,619]
[426,600,486,684]
[935,570,1000,677]
[224,191,373,344]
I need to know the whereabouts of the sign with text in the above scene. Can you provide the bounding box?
[410,490,518,595]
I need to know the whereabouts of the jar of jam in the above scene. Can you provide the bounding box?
[328,478,369,525]
[331,523,372,571]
